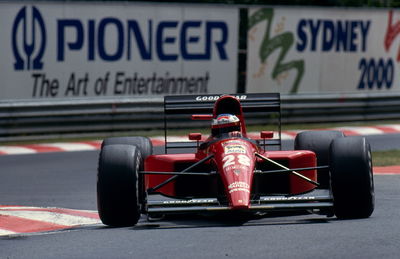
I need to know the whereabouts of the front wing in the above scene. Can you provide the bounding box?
[146,189,333,215]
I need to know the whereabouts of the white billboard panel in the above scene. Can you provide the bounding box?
[0,2,238,100]
[247,7,400,94]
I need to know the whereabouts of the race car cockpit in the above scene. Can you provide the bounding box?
[211,114,241,137]
[211,95,246,138]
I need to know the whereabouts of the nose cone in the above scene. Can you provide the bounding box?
[228,181,251,209]
[212,139,256,210]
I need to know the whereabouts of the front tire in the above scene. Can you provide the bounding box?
[97,144,142,226]
[101,136,152,211]
[330,137,374,219]
[101,136,152,158]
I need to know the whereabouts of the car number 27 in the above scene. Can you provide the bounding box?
[222,154,251,168]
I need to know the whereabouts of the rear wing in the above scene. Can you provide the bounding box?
[164,93,281,153]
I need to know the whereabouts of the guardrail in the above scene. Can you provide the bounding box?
[1,93,400,142]
[283,92,400,123]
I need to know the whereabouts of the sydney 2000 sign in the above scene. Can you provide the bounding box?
[247,7,400,94]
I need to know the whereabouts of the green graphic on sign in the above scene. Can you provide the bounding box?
[248,8,304,93]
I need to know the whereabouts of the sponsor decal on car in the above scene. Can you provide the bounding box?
[228,181,250,193]
[195,95,247,101]
[224,145,246,154]
[222,140,245,146]
[224,164,249,173]
[261,196,316,201]
[162,199,216,205]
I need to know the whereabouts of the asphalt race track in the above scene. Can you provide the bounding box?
[1,135,400,258]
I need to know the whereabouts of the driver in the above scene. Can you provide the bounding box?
[211,114,241,137]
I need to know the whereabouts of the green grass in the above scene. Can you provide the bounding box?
[372,150,400,167]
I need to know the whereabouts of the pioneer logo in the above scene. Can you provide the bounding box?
[11,5,229,70]
[12,6,47,70]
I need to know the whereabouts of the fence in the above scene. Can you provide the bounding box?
[1,93,399,142]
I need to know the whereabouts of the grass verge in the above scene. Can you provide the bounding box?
[372,150,400,167]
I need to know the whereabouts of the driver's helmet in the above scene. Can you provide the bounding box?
[211,114,241,136]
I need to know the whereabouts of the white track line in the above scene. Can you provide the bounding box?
[382,124,400,131]
[332,126,384,135]
[0,146,37,154]
[0,206,101,236]
[42,143,98,151]
[0,229,17,236]
[0,210,100,226]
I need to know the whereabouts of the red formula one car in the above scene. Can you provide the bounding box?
[97,93,374,226]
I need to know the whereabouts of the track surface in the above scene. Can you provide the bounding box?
[1,136,400,258]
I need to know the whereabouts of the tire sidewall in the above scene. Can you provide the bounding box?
[102,136,153,159]
[97,144,142,226]
[101,136,152,208]
[330,137,375,219]
[294,130,344,188]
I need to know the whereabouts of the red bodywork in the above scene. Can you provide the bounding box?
[145,95,317,210]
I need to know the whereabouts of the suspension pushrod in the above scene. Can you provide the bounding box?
[140,171,216,176]
[255,166,329,175]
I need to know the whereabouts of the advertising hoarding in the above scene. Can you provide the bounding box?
[0,2,238,100]
[247,7,400,94]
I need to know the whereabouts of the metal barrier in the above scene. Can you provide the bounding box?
[1,93,400,142]
[283,92,400,123]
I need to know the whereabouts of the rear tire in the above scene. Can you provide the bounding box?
[330,137,374,219]
[97,144,142,226]
[294,130,344,188]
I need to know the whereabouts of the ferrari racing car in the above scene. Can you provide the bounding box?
[97,93,375,226]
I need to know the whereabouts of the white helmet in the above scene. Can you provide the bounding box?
[211,114,240,136]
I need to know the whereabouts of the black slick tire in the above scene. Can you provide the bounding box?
[102,136,153,158]
[101,136,152,214]
[294,130,344,188]
[97,144,142,227]
[330,137,375,219]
